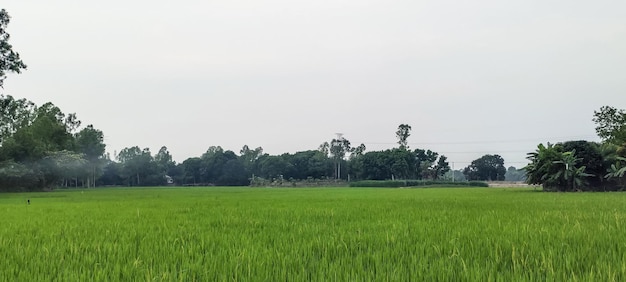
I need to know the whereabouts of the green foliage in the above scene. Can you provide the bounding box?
[75,125,106,187]
[604,156,626,189]
[396,124,411,150]
[0,95,35,145]
[593,106,626,146]
[463,154,506,181]
[0,160,39,191]
[0,9,27,89]
[116,146,164,186]
[355,148,450,181]
[349,180,488,187]
[525,141,617,191]
[550,150,594,191]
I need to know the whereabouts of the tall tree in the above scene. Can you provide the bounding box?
[433,155,451,180]
[396,124,412,150]
[180,157,203,185]
[330,137,351,179]
[154,146,175,176]
[0,9,27,89]
[463,154,506,181]
[0,95,35,146]
[75,125,106,187]
[318,142,330,157]
[352,143,366,158]
[0,103,75,162]
[593,106,626,147]
[117,146,157,186]
[240,145,263,173]
[414,149,439,179]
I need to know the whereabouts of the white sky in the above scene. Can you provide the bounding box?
[2,0,625,168]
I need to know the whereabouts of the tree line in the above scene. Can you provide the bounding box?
[1,8,514,192]
[7,9,624,192]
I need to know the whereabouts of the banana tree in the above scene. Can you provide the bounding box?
[525,143,564,190]
[605,156,626,189]
[551,150,593,191]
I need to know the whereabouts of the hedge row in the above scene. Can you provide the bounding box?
[349,180,489,188]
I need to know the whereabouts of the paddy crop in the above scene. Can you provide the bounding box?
[2,187,626,281]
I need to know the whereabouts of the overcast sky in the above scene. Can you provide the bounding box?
[2,1,625,168]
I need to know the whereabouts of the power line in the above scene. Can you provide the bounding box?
[436,150,530,154]
[358,135,598,146]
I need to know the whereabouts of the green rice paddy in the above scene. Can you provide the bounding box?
[2,187,626,281]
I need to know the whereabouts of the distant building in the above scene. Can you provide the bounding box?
[165,175,174,185]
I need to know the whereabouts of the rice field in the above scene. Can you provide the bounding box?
[2,187,626,281]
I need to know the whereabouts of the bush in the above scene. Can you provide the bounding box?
[349,180,489,188]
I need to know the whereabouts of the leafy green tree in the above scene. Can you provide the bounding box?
[0,103,75,162]
[0,101,85,190]
[219,159,249,186]
[75,125,106,187]
[359,150,393,180]
[180,157,203,185]
[396,124,411,150]
[433,155,451,180]
[593,106,626,146]
[414,149,439,179]
[318,142,330,157]
[154,146,175,175]
[42,150,88,188]
[0,9,27,89]
[352,143,366,157]
[348,144,366,180]
[389,148,413,179]
[117,146,158,186]
[0,160,38,191]
[330,138,351,179]
[240,145,263,174]
[463,154,506,181]
[283,150,331,180]
[100,160,124,186]
[0,95,35,146]
[255,154,289,181]
[200,146,228,183]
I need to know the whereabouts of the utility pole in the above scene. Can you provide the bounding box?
[452,162,455,182]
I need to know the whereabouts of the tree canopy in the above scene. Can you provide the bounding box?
[0,9,27,89]
[463,154,506,181]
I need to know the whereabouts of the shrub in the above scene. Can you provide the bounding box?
[349,180,488,188]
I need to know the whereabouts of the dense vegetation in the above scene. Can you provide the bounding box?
[3,187,626,280]
[525,107,626,191]
[348,180,489,188]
